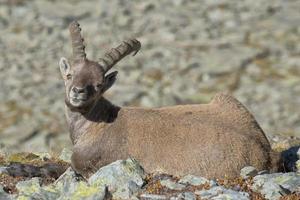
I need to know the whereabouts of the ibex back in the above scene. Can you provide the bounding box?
[59,21,280,179]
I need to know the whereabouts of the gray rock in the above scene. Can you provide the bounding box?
[88,158,145,199]
[0,185,13,200]
[3,159,144,200]
[178,174,211,186]
[195,186,250,200]
[14,168,107,200]
[0,167,8,175]
[54,167,77,184]
[16,177,43,199]
[171,192,196,200]
[251,172,300,200]
[258,170,269,175]
[281,146,299,172]
[140,194,168,200]
[58,148,73,163]
[56,181,106,200]
[296,160,300,172]
[160,179,185,190]
[240,166,258,179]
[16,177,61,199]
[52,167,107,200]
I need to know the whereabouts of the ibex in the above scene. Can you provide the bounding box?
[59,21,280,179]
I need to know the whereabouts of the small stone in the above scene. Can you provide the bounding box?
[0,185,13,200]
[34,152,52,160]
[88,158,145,199]
[0,166,7,175]
[258,170,269,175]
[140,194,168,200]
[54,167,77,185]
[65,181,106,200]
[281,146,299,172]
[171,192,196,200]
[59,148,73,163]
[16,177,42,198]
[178,174,210,186]
[296,160,300,172]
[240,166,258,179]
[160,179,185,190]
[195,186,250,200]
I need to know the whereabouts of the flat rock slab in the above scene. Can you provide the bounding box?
[195,186,250,200]
[251,172,300,200]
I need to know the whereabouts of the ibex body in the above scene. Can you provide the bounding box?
[59,21,280,179]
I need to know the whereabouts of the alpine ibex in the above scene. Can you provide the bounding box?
[59,21,280,179]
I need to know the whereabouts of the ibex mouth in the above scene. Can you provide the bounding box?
[71,97,87,102]
[69,95,89,107]
[70,98,86,107]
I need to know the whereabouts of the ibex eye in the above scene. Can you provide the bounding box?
[66,74,72,80]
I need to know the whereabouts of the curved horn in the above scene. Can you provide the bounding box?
[99,39,141,73]
[69,21,86,61]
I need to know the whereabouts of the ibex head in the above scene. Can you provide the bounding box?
[59,21,141,112]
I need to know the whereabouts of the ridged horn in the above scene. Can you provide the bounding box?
[69,21,86,61]
[99,39,141,73]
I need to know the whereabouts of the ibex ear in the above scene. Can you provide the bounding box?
[59,57,71,79]
[103,71,118,92]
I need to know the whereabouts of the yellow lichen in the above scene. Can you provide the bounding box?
[8,153,40,164]
[274,176,292,184]
[71,182,100,199]
[17,195,30,200]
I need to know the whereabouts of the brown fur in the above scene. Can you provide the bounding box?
[60,21,280,179]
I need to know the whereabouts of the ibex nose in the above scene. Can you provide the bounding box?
[72,87,85,94]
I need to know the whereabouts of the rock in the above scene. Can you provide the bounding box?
[257,170,269,175]
[0,185,13,200]
[0,167,7,175]
[16,177,43,199]
[160,179,185,190]
[178,174,212,186]
[251,172,300,200]
[56,181,107,200]
[7,152,44,164]
[281,146,299,172]
[59,148,72,163]
[296,160,300,172]
[54,167,78,186]
[14,168,107,200]
[53,167,107,199]
[34,152,52,160]
[140,194,168,200]
[195,186,250,200]
[240,166,258,179]
[171,192,196,200]
[88,158,145,199]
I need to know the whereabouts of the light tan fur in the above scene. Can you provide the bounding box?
[60,21,280,179]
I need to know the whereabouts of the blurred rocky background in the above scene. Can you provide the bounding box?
[0,0,299,153]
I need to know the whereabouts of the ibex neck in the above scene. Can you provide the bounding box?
[65,97,120,144]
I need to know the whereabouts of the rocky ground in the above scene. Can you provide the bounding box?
[0,0,299,153]
[0,151,300,200]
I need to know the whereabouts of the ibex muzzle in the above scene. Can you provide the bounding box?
[59,21,281,179]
